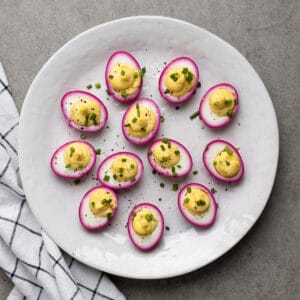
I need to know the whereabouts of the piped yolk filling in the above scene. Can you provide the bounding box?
[183,188,210,214]
[109,64,141,97]
[132,208,158,236]
[209,88,236,117]
[110,155,138,182]
[213,147,241,178]
[165,66,195,98]
[70,98,101,127]
[89,189,116,218]
[124,103,157,138]
[64,142,91,170]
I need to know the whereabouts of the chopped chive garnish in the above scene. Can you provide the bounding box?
[130,164,135,169]
[170,73,178,82]
[211,187,217,194]
[174,150,180,155]
[196,200,206,206]
[160,116,165,123]
[197,81,201,88]
[164,89,170,94]
[74,179,80,185]
[80,133,86,139]
[70,146,75,157]
[236,146,240,151]
[121,91,128,98]
[214,101,220,107]
[189,111,199,120]
[102,199,112,204]
[95,82,101,89]
[121,70,125,76]
[119,168,124,173]
[162,157,168,162]
[225,99,233,105]
[122,158,127,162]
[113,174,118,180]
[184,198,190,203]
[160,144,165,151]
[140,66,146,78]
[133,72,139,78]
[124,123,131,127]
[192,170,198,175]
[136,103,140,117]
[91,201,95,207]
[65,163,71,168]
[224,146,233,155]
[96,149,101,155]
[165,226,170,231]
[182,68,193,82]
[145,213,153,222]
[172,184,178,191]
[132,117,137,123]
[177,165,182,168]
[187,187,192,193]
[227,109,233,118]
[160,183,165,188]
[213,161,217,166]
[226,160,230,166]
[89,113,97,121]
[109,75,114,79]
[130,176,136,182]
[171,166,176,173]
[103,175,110,182]
[148,150,153,155]
[106,89,111,95]
[119,173,123,177]
[78,164,83,169]
[86,84,92,89]
[84,114,90,126]
[106,213,112,220]
[162,137,169,144]
[168,142,171,148]
[141,127,146,132]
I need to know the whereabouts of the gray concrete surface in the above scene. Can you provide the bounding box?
[0,0,299,299]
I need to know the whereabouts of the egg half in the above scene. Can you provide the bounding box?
[61,90,108,132]
[79,186,118,230]
[128,203,164,251]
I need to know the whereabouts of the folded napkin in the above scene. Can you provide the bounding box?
[0,63,125,300]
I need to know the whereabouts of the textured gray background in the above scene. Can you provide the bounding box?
[0,0,299,299]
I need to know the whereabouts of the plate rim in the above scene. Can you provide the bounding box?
[18,15,280,279]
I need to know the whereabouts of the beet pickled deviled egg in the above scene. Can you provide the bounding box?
[159,57,199,104]
[128,203,164,251]
[122,98,161,145]
[97,152,144,189]
[147,138,193,177]
[50,140,96,179]
[203,140,244,183]
[178,183,217,227]
[105,51,145,103]
[61,90,108,132]
[199,83,238,128]
[79,186,118,230]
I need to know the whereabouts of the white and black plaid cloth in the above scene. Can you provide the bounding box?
[0,63,125,300]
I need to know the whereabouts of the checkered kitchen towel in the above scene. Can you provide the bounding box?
[0,63,125,300]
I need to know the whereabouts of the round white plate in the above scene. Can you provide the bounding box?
[19,16,279,279]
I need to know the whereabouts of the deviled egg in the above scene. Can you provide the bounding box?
[159,57,199,104]
[50,140,96,179]
[147,138,193,177]
[178,183,217,227]
[97,152,144,189]
[128,203,164,251]
[61,90,108,132]
[122,98,161,145]
[203,139,244,183]
[79,186,118,230]
[105,51,143,103]
[199,83,238,128]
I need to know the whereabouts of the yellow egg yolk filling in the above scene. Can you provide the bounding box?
[153,140,180,169]
[64,142,92,170]
[132,209,158,236]
[109,64,141,97]
[214,147,241,178]
[89,189,116,218]
[183,187,210,214]
[124,103,157,138]
[110,155,138,182]
[209,88,236,117]
[70,98,101,127]
[165,66,195,98]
